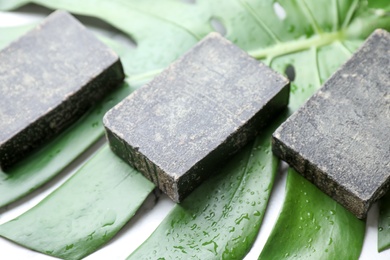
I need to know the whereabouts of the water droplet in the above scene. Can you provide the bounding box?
[92,122,99,128]
[101,210,116,227]
[235,213,249,224]
[330,210,336,215]
[328,237,333,245]
[202,238,219,255]
[329,220,334,225]
[86,231,95,241]
[205,212,215,220]
[287,25,295,32]
[191,224,197,230]
[65,244,74,250]
[229,226,235,233]
[253,210,261,216]
[379,227,384,232]
[284,252,290,258]
[173,245,187,254]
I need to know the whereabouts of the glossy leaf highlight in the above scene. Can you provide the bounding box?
[0,146,155,259]
[259,169,365,259]
[128,121,279,260]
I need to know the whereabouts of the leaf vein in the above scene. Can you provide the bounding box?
[117,0,202,40]
[312,46,322,87]
[300,0,323,34]
[218,140,258,222]
[341,0,359,29]
[238,0,281,43]
[333,0,340,31]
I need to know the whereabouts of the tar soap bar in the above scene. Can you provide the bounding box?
[0,10,124,170]
[104,32,290,202]
[272,29,390,219]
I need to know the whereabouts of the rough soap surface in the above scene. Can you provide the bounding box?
[104,32,289,202]
[0,10,124,169]
[272,29,390,219]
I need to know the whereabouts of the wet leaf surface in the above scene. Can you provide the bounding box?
[0,146,155,259]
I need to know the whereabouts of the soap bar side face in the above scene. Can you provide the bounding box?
[104,33,289,202]
[272,29,390,219]
[0,10,124,169]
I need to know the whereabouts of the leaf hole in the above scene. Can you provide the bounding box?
[11,3,52,23]
[75,15,137,49]
[210,17,227,36]
[273,2,287,20]
[180,0,196,4]
[285,64,296,82]
[14,3,137,49]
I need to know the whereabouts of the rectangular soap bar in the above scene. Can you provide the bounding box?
[272,29,390,219]
[0,10,124,170]
[104,32,290,202]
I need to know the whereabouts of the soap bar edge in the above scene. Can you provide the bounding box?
[272,132,369,219]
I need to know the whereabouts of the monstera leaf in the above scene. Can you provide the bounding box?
[368,0,390,11]
[1,0,390,259]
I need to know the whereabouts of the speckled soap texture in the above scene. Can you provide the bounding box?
[0,10,124,170]
[104,32,290,202]
[272,29,390,219]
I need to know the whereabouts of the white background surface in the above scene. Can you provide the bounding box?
[0,5,389,260]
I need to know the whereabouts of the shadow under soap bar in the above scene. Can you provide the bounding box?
[0,10,124,170]
[272,29,390,219]
[104,32,289,202]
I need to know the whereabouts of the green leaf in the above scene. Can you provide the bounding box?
[128,119,280,260]
[378,192,390,252]
[259,169,365,259]
[368,0,390,11]
[0,146,155,260]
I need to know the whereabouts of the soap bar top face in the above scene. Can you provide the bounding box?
[0,10,124,169]
[104,32,289,202]
[272,29,390,219]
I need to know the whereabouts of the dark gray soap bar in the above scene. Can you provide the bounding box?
[104,32,290,202]
[0,10,124,170]
[272,29,390,219]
